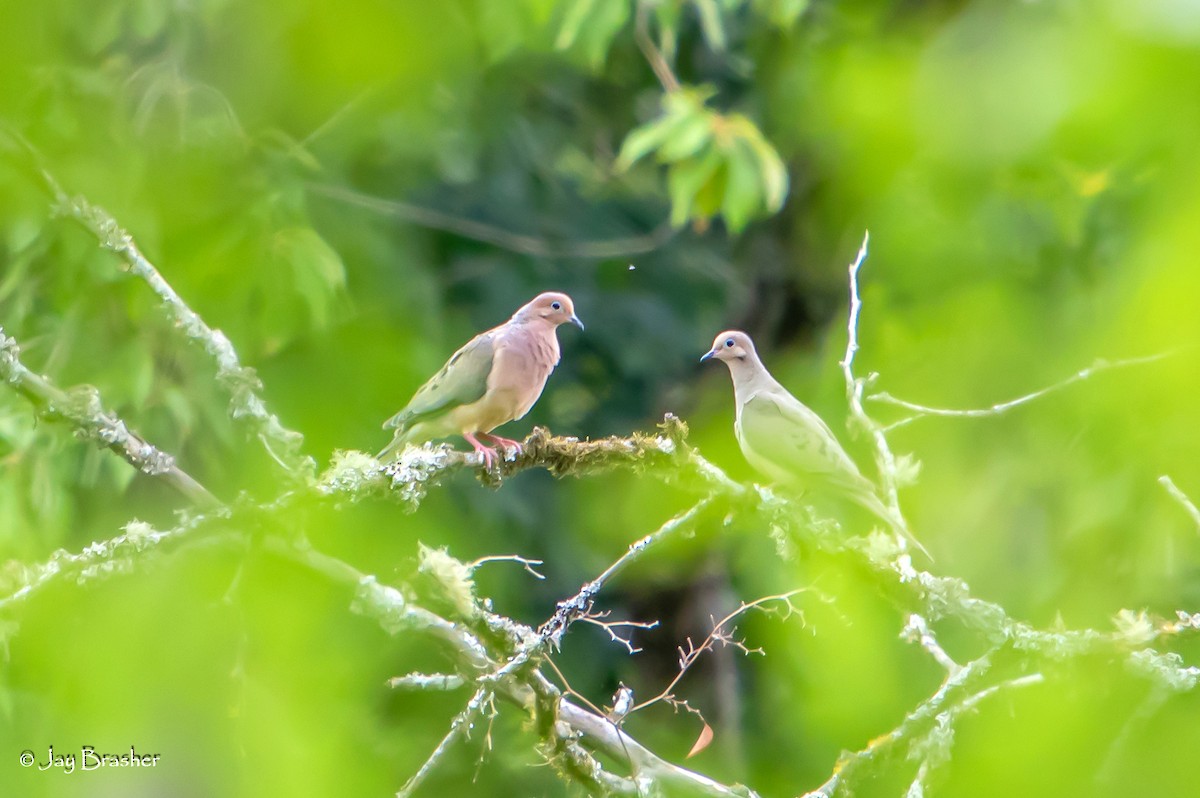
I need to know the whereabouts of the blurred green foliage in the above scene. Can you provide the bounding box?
[3,0,1200,796]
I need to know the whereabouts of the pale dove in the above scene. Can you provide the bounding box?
[378,292,583,467]
[702,330,931,558]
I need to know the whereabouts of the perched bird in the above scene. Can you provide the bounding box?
[702,330,930,558]
[378,292,583,467]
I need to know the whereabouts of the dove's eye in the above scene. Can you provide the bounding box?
[725,338,735,348]
[551,301,562,311]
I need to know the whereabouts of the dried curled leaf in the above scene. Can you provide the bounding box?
[687,722,714,758]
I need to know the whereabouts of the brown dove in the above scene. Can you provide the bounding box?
[702,330,931,559]
[378,292,583,467]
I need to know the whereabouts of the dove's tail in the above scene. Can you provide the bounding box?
[850,488,934,562]
[376,425,416,461]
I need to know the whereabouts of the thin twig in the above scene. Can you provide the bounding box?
[308,182,676,259]
[580,615,660,654]
[630,590,805,714]
[1160,475,1200,531]
[873,352,1177,433]
[799,654,996,798]
[634,0,682,93]
[470,554,546,580]
[400,499,713,797]
[837,231,927,560]
[903,673,1045,797]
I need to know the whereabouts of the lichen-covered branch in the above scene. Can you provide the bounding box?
[265,534,744,798]
[901,614,961,677]
[797,653,1034,798]
[0,327,221,509]
[0,517,208,614]
[539,498,714,648]
[16,154,315,482]
[397,498,715,797]
[4,393,1197,798]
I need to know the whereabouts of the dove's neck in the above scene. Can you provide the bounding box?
[506,316,562,365]
[727,354,781,405]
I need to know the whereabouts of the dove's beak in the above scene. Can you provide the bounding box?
[569,314,585,331]
[700,348,717,363]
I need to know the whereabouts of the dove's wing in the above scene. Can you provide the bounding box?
[384,330,497,432]
[737,389,867,490]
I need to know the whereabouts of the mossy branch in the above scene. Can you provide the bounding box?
[319,414,694,509]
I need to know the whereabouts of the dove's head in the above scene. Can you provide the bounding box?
[701,330,757,365]
[517,292,584,330]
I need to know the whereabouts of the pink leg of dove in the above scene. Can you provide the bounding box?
[462,432,499,469]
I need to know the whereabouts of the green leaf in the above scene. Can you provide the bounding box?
[691,0,727,51]
[667,146,722,227]
[739,120,789,211]
[576,0,630,69]
[554,0,598,50]
[273,227,348,330]
[656,112,714,162]
[477,0,526,63]
[112,343,157,408]
[721,140,763,233]
[76,1,124,55]
[161,386,197,436]
[693,161,727,221]
[617,113,682,170]
[753,0,810,29]
[131,0,170,41]
[664,85,717,115]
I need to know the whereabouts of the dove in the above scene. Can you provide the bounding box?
[702,330,931,559]
[378,292,583,467]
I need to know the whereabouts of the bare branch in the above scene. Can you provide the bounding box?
[581,614,660,654]
[837,231,928,560]
[469,554,546,581]
[902,614,961,677]
[0,328,221,509]
[799,653,993,798]
[555,693,756,798]
[1159,475,1200,531]
[308,182,676,260]
[388,673,466,691]
[872,352,1177,433]
[634,0,682,93]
